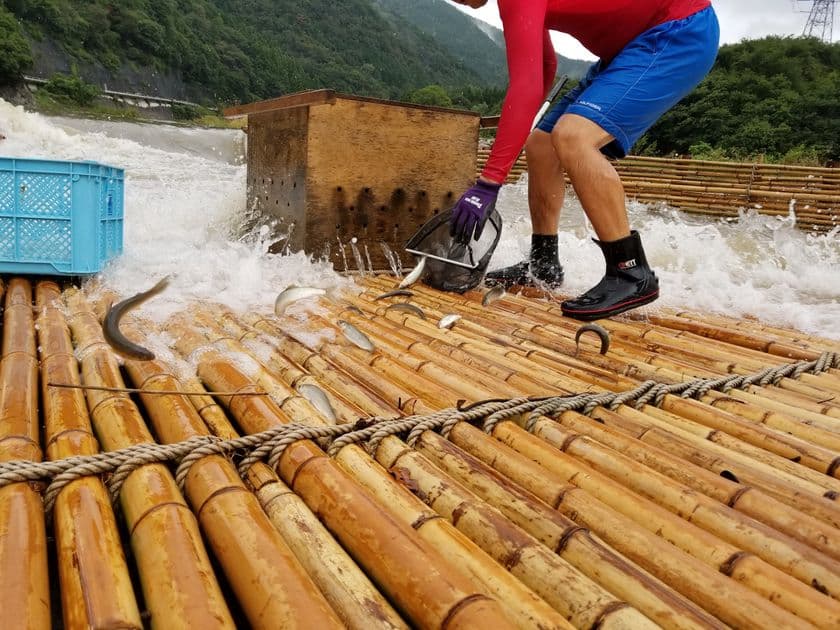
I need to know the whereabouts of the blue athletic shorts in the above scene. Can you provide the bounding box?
[537,6,720,158]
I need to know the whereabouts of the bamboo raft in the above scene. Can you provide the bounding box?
[2,274,840,628]
[476,151,840,233]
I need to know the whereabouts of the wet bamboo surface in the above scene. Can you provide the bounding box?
[476,151,840,232]
[0,273,839,628]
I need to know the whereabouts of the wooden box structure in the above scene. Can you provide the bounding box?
[226,90,480,271]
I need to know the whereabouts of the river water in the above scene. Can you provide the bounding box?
[1,99,838,339]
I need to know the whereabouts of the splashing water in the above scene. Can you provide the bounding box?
[1,100,838,340]
[379,241,401,277]
[349,237,366,276]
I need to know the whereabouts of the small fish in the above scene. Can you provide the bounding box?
[398,256,427,289]
[374,289,415,301]
[274,286,326,315]
[438,314,462,329]
[297,383,337,422]
[482,285,505,307]
[103,276,170,361]
[574,323,610,355]
[338,320,375,351]
[385,303,426,319]
[344,305,365,316]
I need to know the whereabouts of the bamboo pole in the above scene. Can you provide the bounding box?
[114,330,346,628]
[63,290,235,629]
[163,337,409,629]
[0,278,49,630]
[36,281,142,629]
[400,430,723,630]
[541,408,840,562]
[331,445,575,630]
[209,307,719,629]
[444,424,810,629]
[657,396,840,477]
[637,404,840,494]
[257,295,828,624]
[375,438,659,630]
[177,310,576,629]
[596,405,840,528]
[168,322,518,630]
[501,417,840,606]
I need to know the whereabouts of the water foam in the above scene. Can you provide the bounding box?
[2,99,838,340]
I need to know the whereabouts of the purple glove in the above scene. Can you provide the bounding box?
[450,180,501,244]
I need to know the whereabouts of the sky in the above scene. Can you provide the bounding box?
[446,1,837,61]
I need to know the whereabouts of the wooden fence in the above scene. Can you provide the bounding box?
[477,150,840,233]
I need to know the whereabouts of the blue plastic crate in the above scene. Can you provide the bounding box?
[0,157,124,275]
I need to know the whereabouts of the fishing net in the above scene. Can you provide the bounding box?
[405,208,502,293]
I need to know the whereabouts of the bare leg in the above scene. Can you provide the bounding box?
[525,129,566,234]
[485,129,566,289]
[551,113,629,241]
[550,114,659,320]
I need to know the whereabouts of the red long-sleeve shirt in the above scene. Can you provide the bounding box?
[482,0,711,184]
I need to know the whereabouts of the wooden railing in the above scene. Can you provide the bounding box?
[477,150,840,233]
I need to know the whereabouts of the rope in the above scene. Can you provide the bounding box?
[0,351,835,518]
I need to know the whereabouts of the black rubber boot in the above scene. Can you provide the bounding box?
[561,230,659,321]
[485,234,564,290]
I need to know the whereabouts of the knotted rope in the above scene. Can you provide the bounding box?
[0,351,834,518]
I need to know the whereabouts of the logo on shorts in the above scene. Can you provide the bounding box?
[618,258,637,270]
[579,100,602,112]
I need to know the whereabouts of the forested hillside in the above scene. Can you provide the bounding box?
[372,0,590,84]
[0,0,485,102]
[1,2,838,163]
[644,36,840,162]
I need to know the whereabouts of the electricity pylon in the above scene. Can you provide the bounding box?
[797,0,836,41]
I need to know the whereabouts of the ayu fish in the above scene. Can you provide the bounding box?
[274,286,326,315]
[385,303,426,319]
[338,320,376,351]
[482,285,505,307]
[297,383,338,422]
[398,256,427,289]
[374,289,415,301]
[438,314,462,329]
[574,323,611,355]
[103,276,170,361]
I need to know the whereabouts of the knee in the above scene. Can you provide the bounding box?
[551,118,598,167]
[525,130,555,166]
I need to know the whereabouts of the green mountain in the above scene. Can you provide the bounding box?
[644,36,840,162]
[0,0,590,106]
[0,0,489,103]
[371,0,590,84]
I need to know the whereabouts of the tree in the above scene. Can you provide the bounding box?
[405,85,453,107]
[0,7,33,85]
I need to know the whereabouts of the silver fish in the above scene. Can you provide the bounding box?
[338,319,375,351]
[438,314,462,329]
[398,256,427,289]
[574,323,611,355]
[375,289,414,301]
[385,303,426,319]
[344,305,365,316]
[297,383,337,422]
[482,285,505,307]
[274,286,326,315]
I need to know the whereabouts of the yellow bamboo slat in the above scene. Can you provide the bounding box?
[36,281,142,629]
[1,272,838,629]
[0,279,49,630]
[475,152,840,230]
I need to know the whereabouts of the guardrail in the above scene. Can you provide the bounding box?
[23,76,201,110]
